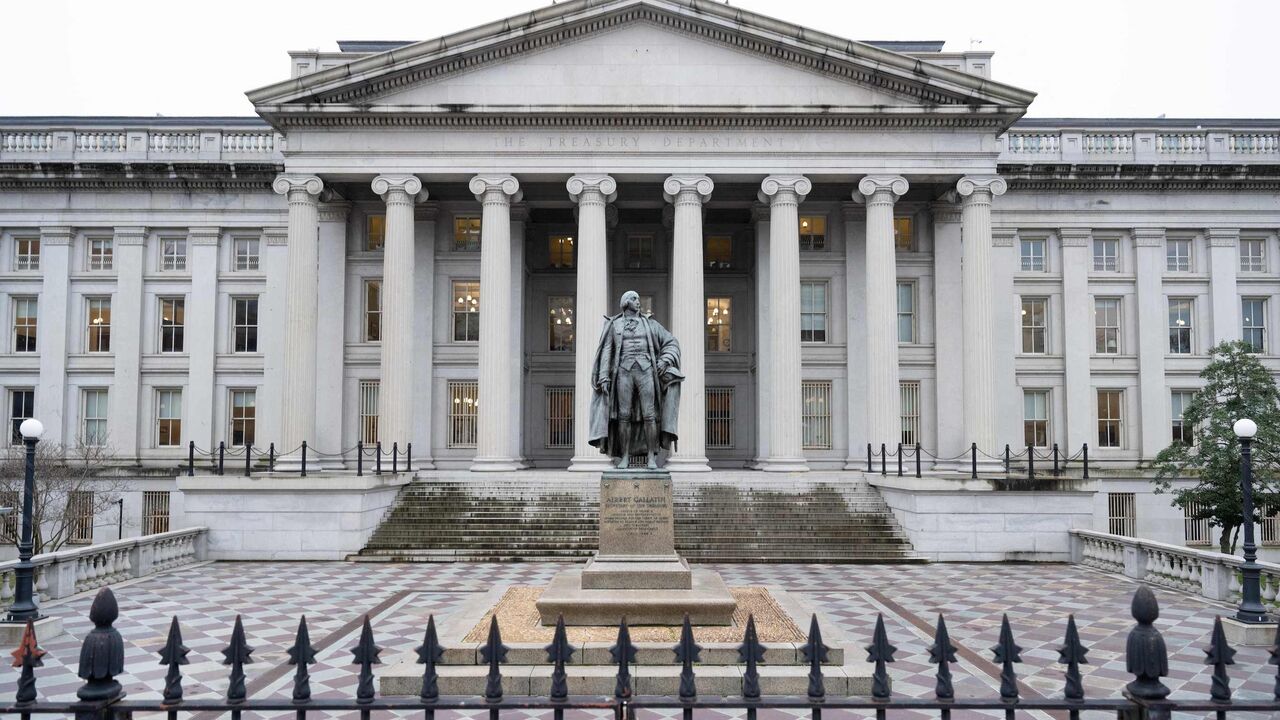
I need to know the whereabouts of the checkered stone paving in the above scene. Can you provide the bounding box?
[2,561,1276,720]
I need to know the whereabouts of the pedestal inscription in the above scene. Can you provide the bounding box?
[599,471,675,557]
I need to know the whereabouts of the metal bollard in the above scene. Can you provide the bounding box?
[301,441,308,478]
[1004,444,1010,474]
[188,441,195,477]
[1027,444,1035,481]
[269,443,275,473]
[880,443,887,476]
[915,442,922,478]
[392,442,398,474]
[1053,443,1060,477]
[970,442,977,479]
[866,443,872,473]
[896,442,903,477]
[376,441,382,475]
[1082,443,1090,479]
[406,443,412,473]
[218,441,225,476]
[245,443,252,478]
[357,441,363,477]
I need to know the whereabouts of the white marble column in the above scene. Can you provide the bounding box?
[271,174,324,462]
[567,175,617,471]
[1208,228,1241,344]
[759,175,812,472]
[663,175,714,472]
[109,226,146,461]
[186,226,220,451]
[751,205,771,467]
[842,203,869,468]
[469,175,522,471]
[857,176,908,449]
[372,175,425,455]
[260,227,289,454]
[36,227,72,447]
[1060,228,1093,451]
[314,201,350,466]
[957,175,1007,456]
[1133,227,1168,459]
[508,204,529,467]
[930,204,965,461]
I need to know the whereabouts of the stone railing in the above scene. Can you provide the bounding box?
[0,527,206,604]
[1001,126,1280,164]
[0,124,283,164]
[1070,529,1280,610]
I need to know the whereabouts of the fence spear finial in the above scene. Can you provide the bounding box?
[416,615,444,702]
[479,615,507,701]
[546,615,575,700]
[802,614,829,700]
[611,616,637,699]
[221,614,254,704]
[77,587,125,703]
[350,614,382,704]
[158,616,189,703]
[991,614,1022,700]
[1124,585,1170,701]
[673,613,701,701]
[866,613,896,700]
[11,619,45,705]
[929,614,957,700]
[1057,614,1089,700]
[1204,616,1236,702]
[288,616,316,703]
[739,613,765,699]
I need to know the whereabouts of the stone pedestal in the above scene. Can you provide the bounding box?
[1221,616,1279,646]
[535,470,735,625]
[0,616,63,645]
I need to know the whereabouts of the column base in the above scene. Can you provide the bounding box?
[469,457,523,472]
[665,456,712,473]
[760,457,810,473]
[568,454,612,472]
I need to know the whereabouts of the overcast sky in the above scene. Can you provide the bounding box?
[5,0,1277,119]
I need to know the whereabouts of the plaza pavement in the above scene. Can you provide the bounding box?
[2,561,1274,719]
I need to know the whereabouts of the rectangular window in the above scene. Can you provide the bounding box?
[13,297,37,352]
[1168,298,1193,354]
[67,491,93,545]
[1166,238,1192,272]
[82,389,108,447]
[230,390,256,446]
[626,234,654,269]
[1021,297,1047,354]
[156,389,182,447]
[545,386,574,449]
[706,235,732,269]
[453,216,481,252]
[160,237,187,271]
[233,237,260,271]
[359,380,379,443]
[143,491,171,535]
[232,297,258,353]
[893,217,913,251]
[364,280,381,342]
[1093,238,1118,271]
[159,297,185,353]
[549,235,575,269]
[452,281,480,342]
[1242,298,1267,353]
[1097,389,1123,448]
[1108,492,1136,537]
[1024,390,1049,448]
[14,237,39,270]
[897,282,916,344]
[88,238,113,270]
[548,295,575,352]
[1171,390,1194,445]
[1240,238,1266,273]
[801,381,832,449]
[706,387,734,449]
[448,380,479,448]
[1020,238,1046,271]
[800,281,828,343]
[1184,501,1212,546]
[705,297,731,352]
[1094,297,1120,354]
[1263,503,1279,546]
[9,389,34,445]
[798,216,826,251]
[86,297,112,353]
[900,381,920,446]
[366,215,385,251]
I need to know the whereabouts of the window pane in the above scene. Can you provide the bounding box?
[366,215,385,251]
[549,235,575,268]
[801,381,832,449]
[1168,299,1193,354]
[626,234,654,269]
[1242,298,1266,353]
[798,216,826,251]
[231,390,256,446]
[706,236,732,268]
[14,297,37,352]
[705,297,731,352]
[1020,239,1045,271]
[893,217,913,251]
[365,280,382,342]
[548,295,575,351]
[800,282,828,343]
[454,216,481,251]
[545,386,574,449]
[87,298,111,353]
[897,283,915,343]
[452,281,480,342]
[447,381,479,448]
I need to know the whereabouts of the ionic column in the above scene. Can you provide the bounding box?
[751,204,771,467]
[272,174,324,462]
[109,226,146,461]
[469,175,522,471]
[567,175,617,471]
[857,176,909,449]
[314,200,350,466]
[957,175,1008,456]
[663,175,714,472]
[930,203,965,462]
[759,175,812,472]
[372,175,426,453]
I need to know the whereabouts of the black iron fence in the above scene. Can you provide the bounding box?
[184,440,413,478]
[867,442,1092,481]
[6,584,1280,719]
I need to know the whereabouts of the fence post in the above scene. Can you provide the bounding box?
[301,441,307,478]
[406,442,412,473]
[357,441,363,477]
[1083,443,1090,479]
[376,441,382,475]
[970,442,977,479]
[245,443,252,478]
[915,443,922,478]
[1027,444,1035,481]
[866,443,872,473]
[1053,443,1061,477]
[217,441,225,476]
[269,443,275,473]
[187,441,195,477]
[896,442,903,477]
[880,443,886,476]
[392,442,399,474]
[1004,444,1010,474]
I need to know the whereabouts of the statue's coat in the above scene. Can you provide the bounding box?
[587,313,683,459]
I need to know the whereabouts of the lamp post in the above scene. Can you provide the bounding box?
[6,418,44,623]
[1233,417,1269,624]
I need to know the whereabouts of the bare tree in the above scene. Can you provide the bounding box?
[0,442,128,554]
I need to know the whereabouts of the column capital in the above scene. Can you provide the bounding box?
[469,174,521,203]
[272,174,324,197]
[113,226,147,246]
[956,175,1008,199]
[566,174,617,203]
[1206,227,1241,247]
[188,226,221,246]
[1058,227,1092,247]
[662,175,714,204]
[758,175,811,205]
[856,175,909,203]
[39,226,73,245]
[1132,227,1166,247]
[371,175,426,202]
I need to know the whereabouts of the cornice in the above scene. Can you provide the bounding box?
[1006,179,1280,192]
[268,112,1010,130]
[1132,228,1166,247]
[39,226,73,244]
[264,227,289,246]
[1058,227,1092,247]
[188,226,221,245]
[991,228,1017,247]
[1206,228,1241,247]
[0,178,277,192]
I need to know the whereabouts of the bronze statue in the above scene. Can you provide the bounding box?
[588,291,683,469]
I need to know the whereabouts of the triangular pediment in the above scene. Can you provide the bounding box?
[249,0,1035,126]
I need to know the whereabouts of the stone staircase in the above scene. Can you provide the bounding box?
[354,471,921,563]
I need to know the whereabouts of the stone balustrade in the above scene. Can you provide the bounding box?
[1002,126,1280,164]
[1070,529,1280,610]
[0,124,283,163]
[0,527,206,604]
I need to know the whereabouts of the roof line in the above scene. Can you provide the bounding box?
[1014,117,1280,128]
[0,116,269,126]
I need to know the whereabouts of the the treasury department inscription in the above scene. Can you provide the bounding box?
[496,133,786,152]
[598,474,675,557]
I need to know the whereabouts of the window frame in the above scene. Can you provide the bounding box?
[81,388,109,447]
[705,296,732,352]
[893,217,914,252]
[1092,237,1119,272]
[451,280,481,343]
[1020,297,1048,354]
[1097,389,1124,449]
[1166,238,1193,272]
[801,381,832,450]
[8,388,34,446]
[87,237,113,271]
[447,380,480,448]
[156,388,182,447]
[798,215,827,252]
[705,235,733,269]
[1093,296,1121,355]
[896,281,917,344]
[159,237,187,272]
[453,215,482,252]
[14,236,40,271]
[1170,389,1194,446]
[142,491,171,535]
[1242,297,1267,354]
[66,490,94,545]
[706,386,735,449]
[12,296,37,353]
[900,381,920,446]
[229,389,256,447]
[232,236,260,271]
[547,295,575,352]
[545,386,574,449]
[358,379,379,444]
[800,280,829,344]
[158,296,185,353]
[1019,237,1046,272]
[231,296,259,354]
[1168,298,1194,355]
[363,279,382,343]
[1023,389,1050,448]
[548,234,575,269]
[1240,238,1266,273]
[365,214,385,252]
[625,233,655,269]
